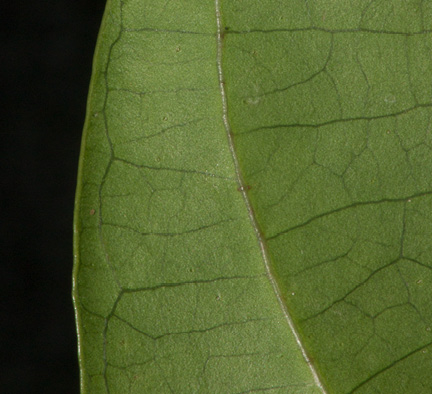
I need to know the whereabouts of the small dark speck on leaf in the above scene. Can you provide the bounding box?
[237,185,252,192]
[89,209,96,215]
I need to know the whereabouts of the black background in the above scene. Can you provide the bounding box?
[2,1,106,392]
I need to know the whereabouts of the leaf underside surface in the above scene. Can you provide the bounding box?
[74,1,432,393]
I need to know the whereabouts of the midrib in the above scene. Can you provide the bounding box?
[214,1,326,392]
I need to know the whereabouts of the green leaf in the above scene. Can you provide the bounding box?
[74,1,432,392]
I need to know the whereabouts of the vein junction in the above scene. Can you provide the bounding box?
[214,0,327,392]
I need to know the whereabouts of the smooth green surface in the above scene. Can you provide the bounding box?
[74,1,432,393]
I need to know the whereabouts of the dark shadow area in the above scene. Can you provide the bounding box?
[1,1,106,392]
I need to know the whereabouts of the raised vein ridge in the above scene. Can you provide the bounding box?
[214,1,327,392]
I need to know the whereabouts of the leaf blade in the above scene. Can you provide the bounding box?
[74,0,323,392]
[75,1,432,393]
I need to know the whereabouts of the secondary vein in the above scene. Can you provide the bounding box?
[214,1,327,392]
